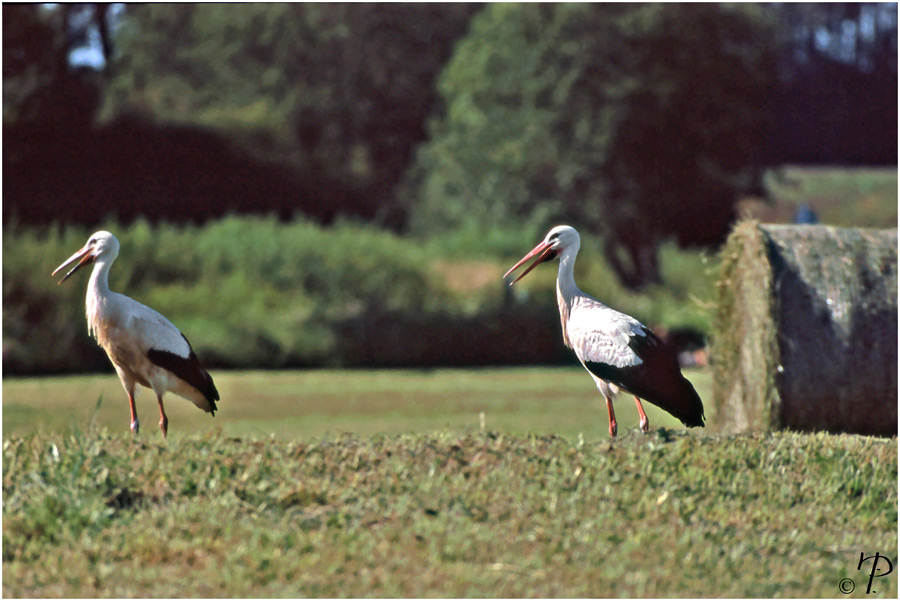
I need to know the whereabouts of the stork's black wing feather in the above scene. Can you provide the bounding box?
[147,334,219,414]
[584,326,705,427]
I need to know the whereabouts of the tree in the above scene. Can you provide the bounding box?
[3,4,114,125]
[409,4,777,287]
[3,4,106,224]
[765,3,897,165]
[103,4,479,225]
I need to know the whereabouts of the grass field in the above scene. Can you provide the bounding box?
[2,368,710,441]
[3,369,897,597]
[741,165,898,228]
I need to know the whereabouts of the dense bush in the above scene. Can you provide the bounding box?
[3,216,715,374]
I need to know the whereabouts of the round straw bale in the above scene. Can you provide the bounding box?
[712,221,897,436]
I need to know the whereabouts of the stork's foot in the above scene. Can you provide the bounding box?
[155,395,169,440]
[604,395,618,439]
[130,419,140,435]
[633,396,650,434]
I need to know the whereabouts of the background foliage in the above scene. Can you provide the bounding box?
[4,4,896,282]
[5,164,894,376]
[3,216,716,375]
[2,3,897,375]
[407,3,776,286]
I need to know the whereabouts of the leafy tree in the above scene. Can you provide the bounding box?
[3,4,113,125]
[3,5,59,123]
[409,3,777,287]
[3,4,109,225]
[104,4,479,225]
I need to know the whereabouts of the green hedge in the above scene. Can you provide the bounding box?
[3,216,714,374]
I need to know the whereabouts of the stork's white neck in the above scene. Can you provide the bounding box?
[88,258,113,297]
[85,257,115,340]
[555,243,583,349]
[556,243,581,304]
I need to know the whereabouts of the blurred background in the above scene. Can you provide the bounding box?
[3,3,898,376]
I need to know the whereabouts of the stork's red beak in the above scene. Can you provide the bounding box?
[52,245,95,284]
[503,241,557,285]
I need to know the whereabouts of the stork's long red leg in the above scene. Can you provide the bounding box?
[634,396,650,433]
[604,394,617,438]
[128,389,140,435]
[157,395,168,438]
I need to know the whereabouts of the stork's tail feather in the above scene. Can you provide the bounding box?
[146,344,219,415]
[204,374,220,416]
[675,376,705,428]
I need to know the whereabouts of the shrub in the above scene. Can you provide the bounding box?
[3,216,713,373]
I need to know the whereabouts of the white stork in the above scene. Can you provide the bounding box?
[52,231,219,438]
[504,225,705,437]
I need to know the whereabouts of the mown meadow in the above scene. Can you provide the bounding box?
[3,369,897,597]
[3,423,896,597]
[2,368,709,441]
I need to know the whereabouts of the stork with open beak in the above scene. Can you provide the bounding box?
[53,231,219,438]
[504,225,704,437]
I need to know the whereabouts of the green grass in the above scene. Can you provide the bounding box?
[2,368,708,441]
[743,165,898,228]
[3,369,897,597]
[3,430,895,597]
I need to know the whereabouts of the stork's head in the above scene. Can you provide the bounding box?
[504,225,581,285]
[52,231,120,284]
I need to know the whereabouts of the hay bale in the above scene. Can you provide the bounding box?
[712,221,897,436]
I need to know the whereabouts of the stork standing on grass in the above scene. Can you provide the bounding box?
[504,225,704,437]
[53,231,219,438]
